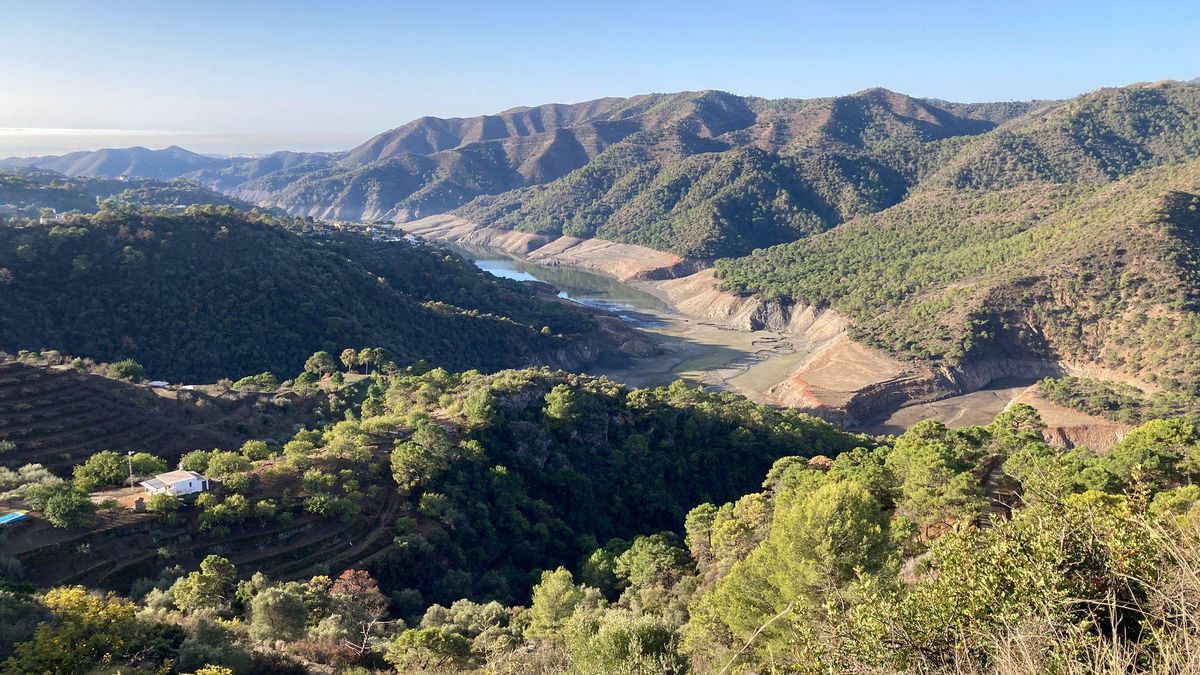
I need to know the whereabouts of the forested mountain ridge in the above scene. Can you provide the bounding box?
[454,88,1032,257]
[717,82,1200,398]
[0,207,607,381]
[338,96,655,164]
[7,83,1195,260]
[0,168,254,214]
[2,87,1046,258]
[922,81,1200,190]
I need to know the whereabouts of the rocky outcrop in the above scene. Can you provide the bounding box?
[830,358,1059,427]
[1013,389,1134,451]
[650,269,847,338]
[404,215,688,282]
[402,215,1132,430]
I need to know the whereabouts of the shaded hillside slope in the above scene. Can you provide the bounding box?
[0,208,602,381]
[718,132,1200,395]
[0,358,316,472]
[457,88,1026,257]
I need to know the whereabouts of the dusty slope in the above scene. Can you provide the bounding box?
[405,217,934,422]
[407,217,1140,433]
[404,214,690,281]
[1012,388,1134,449]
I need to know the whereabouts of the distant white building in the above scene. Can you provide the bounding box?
[141,470,209,496]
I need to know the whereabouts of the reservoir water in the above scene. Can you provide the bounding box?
[442,243,668,322]
[437,240,815,397]
[435,238,1033,433]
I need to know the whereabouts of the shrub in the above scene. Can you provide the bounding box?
[146,493,182,522]
[72,450,127,491]
[205,451,251,479]
[222,472,251,494]
[129,452,167,477]
[240,440,273,461]
[303,493,358,521]
[107,358,145,382]
[37,484,96,528]
[232,372,278,392]
[179,449,213,474]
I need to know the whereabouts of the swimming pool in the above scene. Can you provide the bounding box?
[0,511,28,525]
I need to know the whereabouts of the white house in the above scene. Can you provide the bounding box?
[140,470,209,496]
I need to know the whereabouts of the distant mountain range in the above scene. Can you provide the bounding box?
[6,79,1200,400]
[1,87,1060,257]
[5,82,1196,257]
[0,167,253,214]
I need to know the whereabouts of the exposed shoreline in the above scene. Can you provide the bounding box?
[403,215,1132,446]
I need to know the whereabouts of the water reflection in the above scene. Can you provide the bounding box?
[441,242,668,322]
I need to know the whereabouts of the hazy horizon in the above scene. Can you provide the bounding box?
[5,74,1197,159]
[0,128,365,159]
[1,0,1196,157]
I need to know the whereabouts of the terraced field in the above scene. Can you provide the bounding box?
[9,487,406,591]
[0,359,313,472]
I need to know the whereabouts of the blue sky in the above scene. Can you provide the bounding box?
[0,0,1196,155]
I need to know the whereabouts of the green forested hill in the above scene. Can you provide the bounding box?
[0,169,252,214]
[8,361,1200,674]
[925,82,1200,189]
[0,207,597,381]
[717,84,1200,395]
[457,88,1018,258]
[368,368,865,606]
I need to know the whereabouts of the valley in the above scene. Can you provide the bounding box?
[441,239,817,399]
[3,72,1200,675]
[409,219,1133,445]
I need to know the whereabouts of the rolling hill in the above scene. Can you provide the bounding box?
[0,168,253,215]
[717,81,1200,397]
[0,208,607,382]
[2,88,1042,258]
